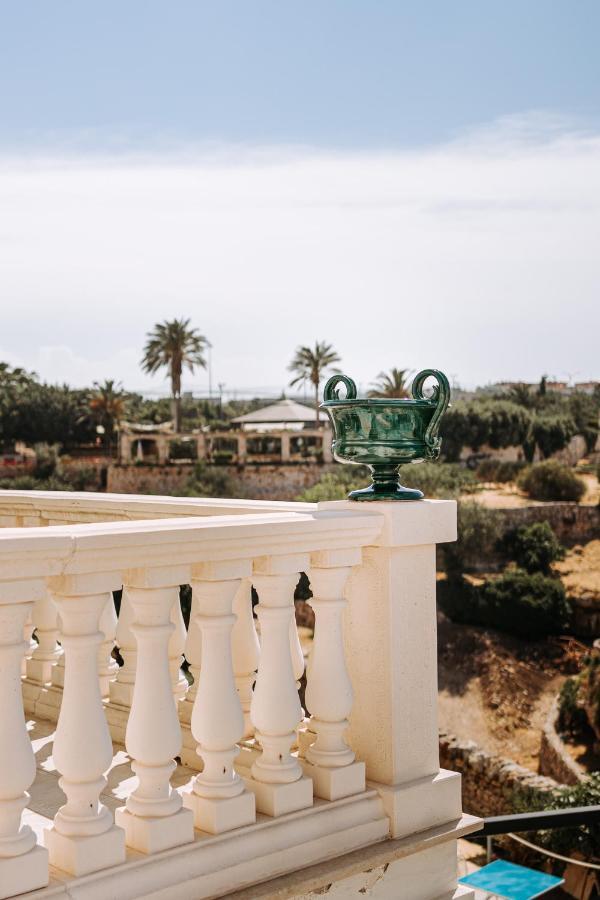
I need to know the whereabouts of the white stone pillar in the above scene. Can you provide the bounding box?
[328,499,462,840]
[98,593,118,698]
[302,548,365,800]
[182,562,256,833]
[25,591,61,685]
[231,579,260,739]
[0,582,49,898]
[44,573,126,876]
[280,432,291,462]
[109,587,137,707]
[180,587,201,727]
[21,606,36,677]
[321,430,333,463]
[247,554,313,817]
[115,566,194,854]
[237,433,247,464]
[169,590,188,700]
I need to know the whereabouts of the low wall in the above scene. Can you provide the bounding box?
[538,699,585,786]
[439,732,560,818]
[497,504,600,546]
[107,463,336,501]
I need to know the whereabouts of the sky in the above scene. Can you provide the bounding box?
[0,1,599,395]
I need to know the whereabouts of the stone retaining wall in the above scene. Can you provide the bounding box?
[107,462,335,501]
[439,732,560,818]
[497,504,600,546]
[538,699,585,786]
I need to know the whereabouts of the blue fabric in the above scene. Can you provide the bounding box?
[459,859,564,899]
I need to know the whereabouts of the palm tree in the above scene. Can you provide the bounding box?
[141,319,209,432]
[288,341,341,426]
[89,380,125,453]
[368,368,412,399]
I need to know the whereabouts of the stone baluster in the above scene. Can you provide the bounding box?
[109,587,137,707]
[25,590,61,685]
[169,589,188,700]
[0,581,49,898]
[21,606,36,677]
[183,561,256,833]
[231,579,260,739]
[98,593,119,698]
[289,605,305,693]
[248,554,313,817]
[44,573,125,876]
[303,549,365,800]
[115,566,193,853]
[180,587,201,727]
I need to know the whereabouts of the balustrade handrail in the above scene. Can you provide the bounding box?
[0,488,315,526]
[0,507,384,585]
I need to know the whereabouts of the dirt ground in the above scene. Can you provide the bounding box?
[437,613,585,771]
[555,539,600,597]
[465,472,599,508]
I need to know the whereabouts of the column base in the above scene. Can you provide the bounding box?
[109,680,135,708]
[244,774,313,817]
[182,787,255,834]
[44,824,126,876]
[0,845,49,900]
[301,759,365,801]
[371,769,462,839]
[115,806,194,854]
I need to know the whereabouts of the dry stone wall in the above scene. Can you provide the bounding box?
[439,732,560,818]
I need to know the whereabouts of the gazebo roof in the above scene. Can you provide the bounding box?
[231,398,328,425]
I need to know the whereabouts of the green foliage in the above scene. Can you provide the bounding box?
[178,461,244,499]
[500,522,565,574]
[297,463,475,503]
[568,391,600,453]
[517,460,586,502]
[438,569,572,638]
[440,400,533,461]
[531,413,577,459]
[557,676,588,734]
[297,466,370,502]
[441,501,504,575]
[168,438,198,461]
[475,459,527,483]
[536,774,600,861]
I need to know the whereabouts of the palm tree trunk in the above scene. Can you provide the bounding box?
[315,382,320,428]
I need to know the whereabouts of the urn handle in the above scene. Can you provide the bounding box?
[411,369,451,459]
[323,374,357,402]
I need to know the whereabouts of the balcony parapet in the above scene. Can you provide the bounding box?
[0,490,479,899]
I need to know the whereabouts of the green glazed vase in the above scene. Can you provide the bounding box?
[321,369,451,501]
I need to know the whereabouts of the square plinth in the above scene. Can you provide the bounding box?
[44,824,126,876]
[182,788,256,834]
[115,806,194,854]
[301,760,365,801]
[0,845,49,900]
[244,774,313,817]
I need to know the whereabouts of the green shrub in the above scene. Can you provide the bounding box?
[179,461,244,499]
[557,676,588,734]
[500,521,565,574]
[518,460,586,502]
[400,462,477,498]
[475,458,526,483]
[438,569,572,638]
[441,501,504,575]
[531,413,576,459]
[33,443,60,479]
[538,773,600,861]
[58,464,98,491]
[297,466,370,502]
[168,439,198,461]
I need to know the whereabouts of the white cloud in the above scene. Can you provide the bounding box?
[0,114,598,393]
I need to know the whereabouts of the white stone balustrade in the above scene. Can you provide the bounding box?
[302,547,366,800]
[115,566,194,853]
[44,573,126,876]
[248,554,314,816]
[0,491,478,899]
[182,561,256,833]
[231,578,260,739]
[0,580,49,899]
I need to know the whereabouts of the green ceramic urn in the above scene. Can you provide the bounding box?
[321,369,450,501]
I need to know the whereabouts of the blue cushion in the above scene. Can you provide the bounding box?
[459,859,564,899]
